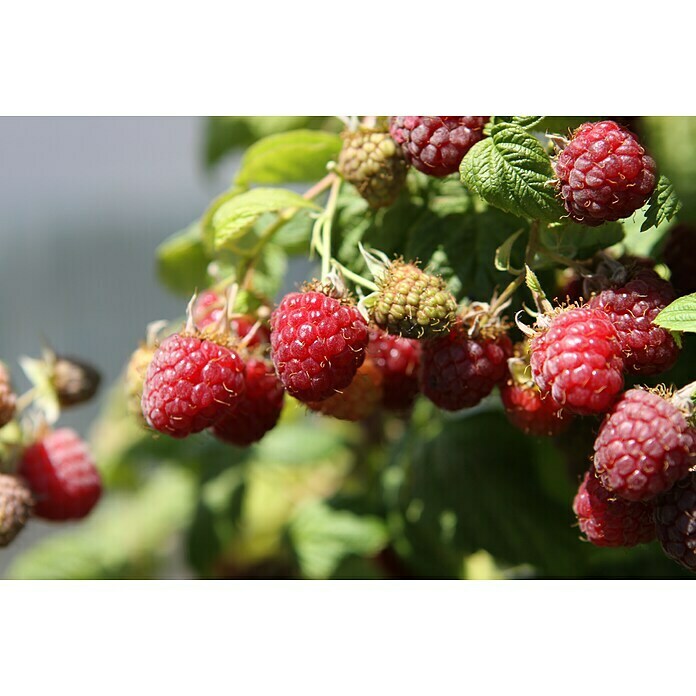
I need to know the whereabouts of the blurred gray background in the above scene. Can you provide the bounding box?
[0,117,241,572]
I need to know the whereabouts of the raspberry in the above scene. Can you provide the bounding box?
[0,361,16,428]
[18,428,102,521]
[654,472,696,573]
[212,357,284,446]
[554,273,585,305]
[270,290,369,403]
[338,128,409,209]
[554,120,657,226]
[573,471,656,548]
[0,474,33,547]
[588,268,679,375]
[371,261,457,339]
[141,332,246,438]
[307,357,383,421]
[193,290,270,346]
[530,307,624,416]
[500,380,572,437]
[389,116,489,177]
[367,328,421,412]
[51,355,101,407]
[593,389,696,502]
[662,224,696,296]
[421,328,512,411]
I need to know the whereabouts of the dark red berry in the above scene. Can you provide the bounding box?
[18,428,102,521]
[654,472,696,573]
[270,290,368,403]
[193,290,270,346]
[212,357,284,447]
[421,329,512,411]
[500,380,572,437]
[554,120,657,226]
[530,307,624,416]
[573,471,656,548]
[141,333,246,438]
[662,224,696,296]
[367,328,421,412]
[589,268,679,375]
[593,389,696,502]
[389,116,489,177]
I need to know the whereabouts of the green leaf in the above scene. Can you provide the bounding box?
[494,228,525,272]
[156,221,211,296]
[491,116,545,131]
[6,468,196,579]
[641,175,682,232]
[212,188,318,253]
[654,293,696,333]
[460,122,564,222]
[541,220,624,259]
[382,411,587,578]
[236,130,341,186]
[204,116,336,168]
[289,501,388,579]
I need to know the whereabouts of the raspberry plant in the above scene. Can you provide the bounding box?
[5,115,696,579]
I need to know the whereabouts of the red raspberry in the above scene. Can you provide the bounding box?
[589,269,679,375]
[530,307,624,416]
[554,120,657,226]
[389,116,489,177]
[18,428,102,521]
[141,332,246,438]
[307,357,383,421]
[367,328,421,412]
[270,290,369,403]
[212,357,284,447]
[593,389,696,502]
[573,471,656,548]
[193,290,270,346]
[421,329,512,411]
[654,472,696,573]
[662,224,696,296]
[500,380,572,437]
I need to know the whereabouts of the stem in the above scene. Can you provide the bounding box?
[238,173,337,289]
[331,261,379,292]
[318,175,342,279]
[538,247,589,273]
[489,273,525,314]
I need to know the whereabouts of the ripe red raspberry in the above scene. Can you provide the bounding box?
[270,290,368,403]
[307,357,383,421]
[530,307,624,416]
[193,290,270,346]
[0,361,16,428]
[421,329,512,411]
[589,268,679,375]
[212,357,284,446]
[554,120,657,226]
[500,380,572,437]
[573,471,656,548]
[389,116,489,177]
[593,389,696,502]
[0,474,33,547]
[18,428,102,521]
[654,472,696,573]
[141,332,246,438]
[367,328,421,412]
[662,224,696,296]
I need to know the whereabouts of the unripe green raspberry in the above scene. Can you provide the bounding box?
[371,261,457,338]
[338,129,408,209]
[126,344,156,426]
[0,362,16,428]
[0,474,33,548]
